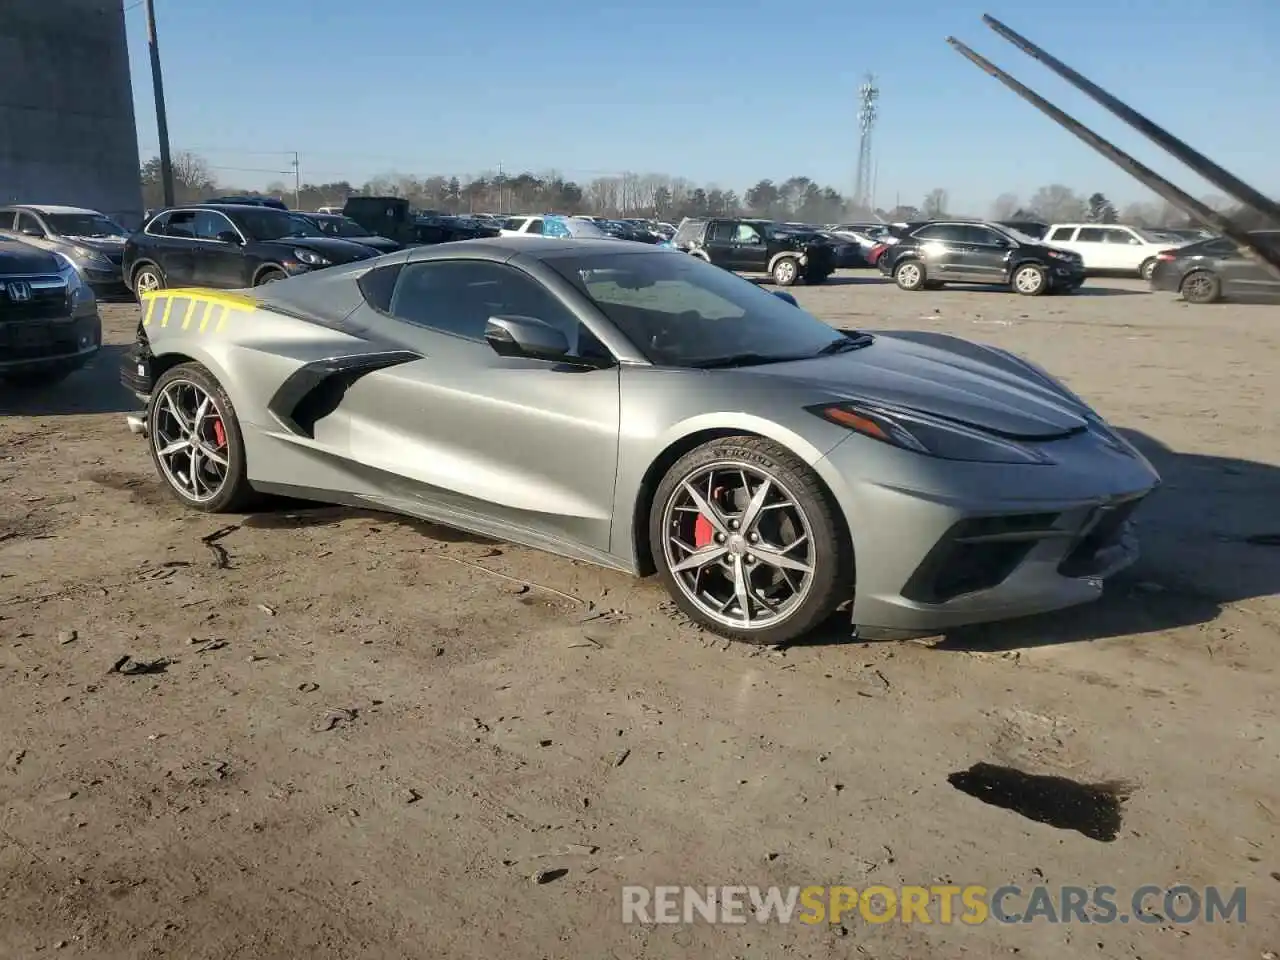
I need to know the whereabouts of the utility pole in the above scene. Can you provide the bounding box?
[144,0,174,206]
[290,151,301,208]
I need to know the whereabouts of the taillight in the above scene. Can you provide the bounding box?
[1156,249,1176,261]
[869,243,887,260]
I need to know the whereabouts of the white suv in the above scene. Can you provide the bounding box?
[1043,223,1184,280]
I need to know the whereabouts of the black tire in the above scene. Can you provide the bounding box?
[771,257,800,286]
[254,267,287,286]
[1180,270,1221,304]
[132,263,165,300]
[648,435,853,646]
[893,259,926,291]
[147,362,256,513]
[1011,263,1049,297]
[1139,257,1158,282]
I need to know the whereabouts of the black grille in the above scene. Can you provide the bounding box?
[0,276,70,322]
[1058,499,1142,577]
[903,513,1061,603]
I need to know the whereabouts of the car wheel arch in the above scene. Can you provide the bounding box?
[767,251,800,274]
[253,262,288,285]
[627,420,852,580]
[131,259,163,284]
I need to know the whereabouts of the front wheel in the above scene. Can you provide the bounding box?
[132,264,165,299]
[148,362,256,512]
[254,267,287,286]
[1012,263,1048,296]
[894,259,926,291]
[649,436,852,645]
[771,257,800,286]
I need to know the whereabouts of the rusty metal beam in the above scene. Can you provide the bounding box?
[982,15,1280,226]
[945,34,1280,281]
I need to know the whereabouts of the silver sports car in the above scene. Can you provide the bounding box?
[120,237,1159,645]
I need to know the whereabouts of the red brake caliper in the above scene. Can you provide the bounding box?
[693,486,724,548]
[211,418,226,448]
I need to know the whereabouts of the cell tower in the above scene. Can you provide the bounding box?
[854,74,879,212]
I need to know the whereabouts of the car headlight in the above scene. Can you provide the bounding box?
[294,248,331,266]
[54,253,96,307]
[70,245,111,265]
[809,401,1055,464]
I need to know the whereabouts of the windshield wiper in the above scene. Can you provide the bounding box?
[691,352,805,369]
[814,334,873,356]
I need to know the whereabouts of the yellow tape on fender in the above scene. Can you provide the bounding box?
[141,288,257,334]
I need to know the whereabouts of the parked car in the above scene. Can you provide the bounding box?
[1149,230,1280,303]
[0,204,130,296]
[123,204,378,295]
[1042,223,1183,280]
[120,237,1159,645]
[500,215,612,240]
[295,213,402,253]
[816,231,867,268]
[879,220,1085,296]
[673,217,835,286]
[205,195,288,210]
[0,235,101,386]
[315,205,345,215]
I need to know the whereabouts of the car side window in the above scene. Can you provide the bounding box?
[193,211,236,241]
[165,211,198,238]
[16,212,45,236]
[524,218,544,236]
[504,217,526,231]
[964,226,1005,245]
[1075,228,1106,243]
[914,224,965,242]
[1049,227,1075,241]
[1099,229,1136,244]
[710,221,735,242]
[735,224,763,244]
[386,260,609,360]
[0,211,16,229]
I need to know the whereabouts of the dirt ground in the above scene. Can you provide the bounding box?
[1,275,1277,959]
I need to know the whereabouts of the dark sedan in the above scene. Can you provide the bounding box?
[123,204,378,295]
[1149,230,1280,304]
[296,212,403,253]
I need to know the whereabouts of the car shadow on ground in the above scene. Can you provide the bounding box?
[793,429,1280,651]
[0,344,137,416]
[818,274,892,286]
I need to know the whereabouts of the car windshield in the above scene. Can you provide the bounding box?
[324,217,373,237]
[237,210,325,241]
[43,213,127,238]
[548,251,865,368]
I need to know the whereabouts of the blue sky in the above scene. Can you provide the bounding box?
[124,0,1279,213]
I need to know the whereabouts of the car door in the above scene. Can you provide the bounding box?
[910,223,972,279]
[730,222,769,271]
[150,210,199,285]
[1100,227,1144,271]
[333,258,621,552]
[189,210,250,288]
[961,224,1015,283]
[700,220,737,268]
[1070,227,1109,270]
[1218,234,1280,300]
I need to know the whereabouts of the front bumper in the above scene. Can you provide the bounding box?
[815,425,1160,635]
[0,312,102,374]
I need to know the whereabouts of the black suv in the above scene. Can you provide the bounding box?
[879,220,1085,296]
[123,204,378,296]
[673,217,835,286]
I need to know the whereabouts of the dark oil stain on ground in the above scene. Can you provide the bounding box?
[948,762,1131,842]
[241,505,498,544]
[82,470,173,507]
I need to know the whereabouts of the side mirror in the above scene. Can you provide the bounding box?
[215,231,242,244]
[772,290,799,307]
[21,227,43,238]
[484,315,570,361]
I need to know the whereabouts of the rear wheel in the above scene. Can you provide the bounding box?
[148,362,256,513]
[894,259,926,291]
[649,436,852,645]
[1180,270,1221,304]
[1139,257,1158,281]
[1012,263,1048,296]
[132,264,165,299]
[772,257,800,286]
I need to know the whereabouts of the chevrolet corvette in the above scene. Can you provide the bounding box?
[120,237,1159,645]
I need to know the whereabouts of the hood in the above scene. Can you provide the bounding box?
[351,235,402,252]
[260,236,377,263]
[735,331,1090,439]
[0,236,63,274]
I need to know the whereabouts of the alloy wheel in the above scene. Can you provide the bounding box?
[1014,266,1044,293]
[1184,274,1214,301]
[661,461,816,630]
[774,260,797,284]
[135,269,162,294]
[151,379,231,503]
[896,263,921,288]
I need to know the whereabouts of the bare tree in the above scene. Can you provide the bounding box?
[1028,184,1087,222]
[990,192,1019,221]
[922,188,948,218]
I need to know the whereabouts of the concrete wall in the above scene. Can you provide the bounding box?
[0,0,142,226]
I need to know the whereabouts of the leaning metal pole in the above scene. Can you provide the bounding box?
[981,15,1280,227]
[946,30,1280,281]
